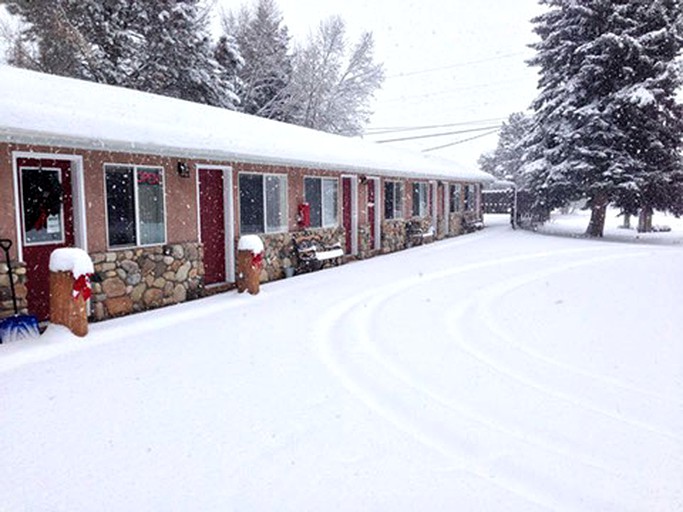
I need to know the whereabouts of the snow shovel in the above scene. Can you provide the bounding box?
[0,239,39,343]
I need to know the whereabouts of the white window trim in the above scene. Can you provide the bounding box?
[304,176,339,229]
[104,163,167,249]
[465,184,477,212]
[385,180,404,220]
[238,172,289,235]
[264,174,289,234]
[450,183,463,214]
[412,182,429,217]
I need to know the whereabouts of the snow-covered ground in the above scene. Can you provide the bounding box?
[537,207,683,245]
[2,215,682,511]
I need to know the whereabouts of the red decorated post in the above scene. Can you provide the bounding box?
[236,235,264,295]
[49,248,94,337]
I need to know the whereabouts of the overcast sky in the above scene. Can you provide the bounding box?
[0,1,545,170]
[217,0,545,169]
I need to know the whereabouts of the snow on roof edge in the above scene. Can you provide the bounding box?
[0,66,494,183]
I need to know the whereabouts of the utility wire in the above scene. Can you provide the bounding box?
[422,128,501,152]
[377,77,530,104]
[374,125,502,144]
[386,52,527,79]
[365,117,507,135]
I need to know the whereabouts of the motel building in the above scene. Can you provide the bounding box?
[0,66,492,323]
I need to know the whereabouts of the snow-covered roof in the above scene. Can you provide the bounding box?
[0,66,493,183]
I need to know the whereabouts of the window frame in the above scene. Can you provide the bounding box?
[384,180,404,220]
[464,184,477,212]
[412,182,429,218]
[449,184,462,214]
[20,166,66,247]
[238,172,289,235]
[304,176,339,229]
[104,164,167,249]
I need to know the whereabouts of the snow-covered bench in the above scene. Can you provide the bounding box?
[293,235,344,274]
[406,220,434,248]
[462,218,484,233]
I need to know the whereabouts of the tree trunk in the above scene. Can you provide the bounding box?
[585,194,608,238]
[622,213,631,229]
[638,206,653,233]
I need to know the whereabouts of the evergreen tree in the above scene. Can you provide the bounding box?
[130,1,239,108]
[609,1,683,231]
[2,0,94,78]
[3,0,240,109]
[478,112,533,184]
[225,0,293,120]
[523,0,683,236]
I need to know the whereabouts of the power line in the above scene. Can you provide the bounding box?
[374,125,502,144]
[376,77,531,105]
[422,128,501,152]
[364,117,507,136]
[386,52,527,79]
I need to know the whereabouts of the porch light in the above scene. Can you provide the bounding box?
[177,161,189,178]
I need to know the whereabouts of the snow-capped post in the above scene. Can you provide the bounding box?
[49,248,94,337]
[236,235,264,295]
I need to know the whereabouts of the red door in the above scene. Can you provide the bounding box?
[342,177,353,254]
[18,158,75,321]
[198,168,226,285]
[367,179,376,250]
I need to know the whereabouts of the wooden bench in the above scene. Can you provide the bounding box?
[292,235,344,274]
[462,218,484,233]
[405,220,435,248]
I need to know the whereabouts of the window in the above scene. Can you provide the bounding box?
[384,181,404,219]
[449,184,462,213]
[464,184,477,211]
[239,173,288,234]
[21,167,64,245]
[304,177,338,228]
[105,165,165,247]
[412,182,429,217]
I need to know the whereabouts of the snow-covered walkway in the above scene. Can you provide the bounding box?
[2,215,682,511]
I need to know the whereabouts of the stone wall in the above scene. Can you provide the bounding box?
[90,243,204,320]
[357,225,374,259]
[255,226,345,282]
[448,214,463,237]
[0,261,28,319]
[381,219,407,253]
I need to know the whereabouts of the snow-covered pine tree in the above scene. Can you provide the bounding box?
[609,0,683,232]
[523,0,683,237]
[214,33,244,106]
[133,0,239,109]
[523,1,627,236]
[225,0,293,120]
[478,112,533,184]
[3,0,240,109]
[1,0,94,78]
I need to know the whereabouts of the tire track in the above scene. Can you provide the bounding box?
[314,245,666,511]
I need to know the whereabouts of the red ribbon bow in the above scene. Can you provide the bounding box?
[251,252,263,270]
[72,274,92,301]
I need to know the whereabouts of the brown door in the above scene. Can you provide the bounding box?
[198,168,226,285]
[367,179,376,250]
[18,158,75,321]
[342,177,353,254]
